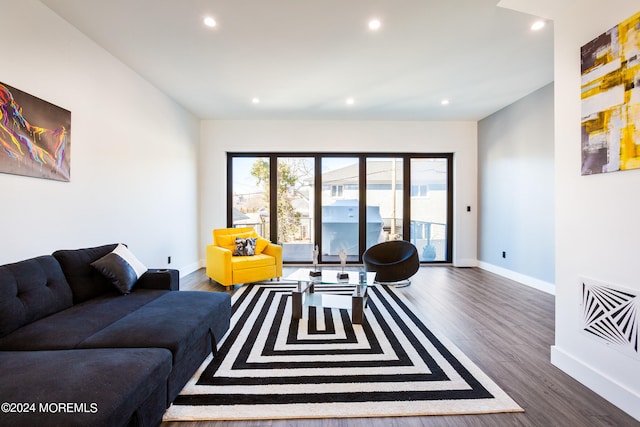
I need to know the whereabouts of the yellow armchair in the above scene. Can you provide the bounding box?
[206,227,282,288]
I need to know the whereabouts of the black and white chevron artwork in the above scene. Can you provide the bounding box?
[164,283,522,421]
[582,278,639,357]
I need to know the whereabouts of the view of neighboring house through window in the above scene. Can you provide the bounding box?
[411,158,449,261]
[228,153,452,264]
[321,157,360,263]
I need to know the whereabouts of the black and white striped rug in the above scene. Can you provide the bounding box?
[163,283,522,421]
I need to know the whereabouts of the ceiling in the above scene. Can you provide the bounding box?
[39,0,553,121]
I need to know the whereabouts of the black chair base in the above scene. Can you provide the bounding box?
[375,278,412,287]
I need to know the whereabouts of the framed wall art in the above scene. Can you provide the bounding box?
[581,11,640,175]
[0,81,71,182]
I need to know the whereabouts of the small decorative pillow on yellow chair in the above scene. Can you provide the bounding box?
[233,237,256,256]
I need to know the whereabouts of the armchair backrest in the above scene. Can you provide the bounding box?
[213,227,257,246]
[212,228,275,257]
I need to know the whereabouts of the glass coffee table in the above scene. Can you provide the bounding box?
[286,269,376,324]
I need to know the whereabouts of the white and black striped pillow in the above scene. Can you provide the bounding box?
[91,244,147,294]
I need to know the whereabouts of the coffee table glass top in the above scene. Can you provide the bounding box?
[285,269,375,285]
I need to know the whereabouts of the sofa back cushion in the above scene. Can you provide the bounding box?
[53,244,118,303]
[0,255,73,338]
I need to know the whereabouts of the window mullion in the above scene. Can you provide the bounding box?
[269,155,278,243]
[358,156,366,263]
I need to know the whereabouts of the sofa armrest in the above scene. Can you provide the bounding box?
[136,269,180,291]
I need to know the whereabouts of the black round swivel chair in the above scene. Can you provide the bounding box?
[362,240,420,286]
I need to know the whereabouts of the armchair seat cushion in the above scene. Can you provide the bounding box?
[231,254,275,270]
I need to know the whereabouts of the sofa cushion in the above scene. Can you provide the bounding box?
[52,244,118,303]
[0,348,171,427]
[91,243,148,294]
[0,289,166,351]
[78,291,231,363]
[0,255,72,338]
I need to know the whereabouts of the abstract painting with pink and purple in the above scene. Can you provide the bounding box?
[0,81,70,181]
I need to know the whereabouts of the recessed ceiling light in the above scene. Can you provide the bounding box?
[252,97,260,104]
[346,97,355,105]
[531,20,545,31]
[204,16,217,28]
[441,99,450,106]
[368,19,381,31]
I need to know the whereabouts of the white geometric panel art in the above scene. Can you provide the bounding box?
[581,277,639,359]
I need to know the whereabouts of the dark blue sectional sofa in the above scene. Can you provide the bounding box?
[0,244,231,427]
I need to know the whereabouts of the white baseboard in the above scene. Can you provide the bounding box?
[453,258,478,267]
[477,261,555,295]
[178,261,201,278]
[551,346,640,422]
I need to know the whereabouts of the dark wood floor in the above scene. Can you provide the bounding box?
[162,266,640,427]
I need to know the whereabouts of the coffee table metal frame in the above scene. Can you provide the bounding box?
[286,269,376,324]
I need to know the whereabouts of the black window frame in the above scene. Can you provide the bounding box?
[227,152,454,264]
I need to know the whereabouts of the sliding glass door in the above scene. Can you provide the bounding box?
[228,153,452,264]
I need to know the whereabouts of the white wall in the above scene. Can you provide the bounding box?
[501,0,640,420]
[478,83,555,293]
[0,1,200,274]
[199,120,478,266]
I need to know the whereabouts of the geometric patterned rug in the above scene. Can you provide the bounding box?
[163,283,523,421]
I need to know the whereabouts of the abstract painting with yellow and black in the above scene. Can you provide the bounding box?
[0,82,70,181]
[581,11,640,175]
